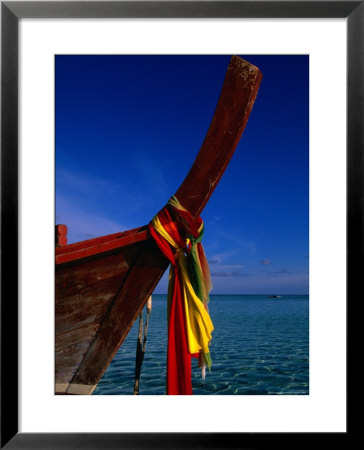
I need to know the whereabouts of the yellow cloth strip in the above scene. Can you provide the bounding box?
[178,252,214,354]
[168,196,187,212]
[151,215,178,249]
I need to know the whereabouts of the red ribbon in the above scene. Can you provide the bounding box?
[148,208,192,395]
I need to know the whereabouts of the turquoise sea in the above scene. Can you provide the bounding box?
[93,294,309,395]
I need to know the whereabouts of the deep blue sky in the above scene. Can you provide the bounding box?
[56,55,309,294]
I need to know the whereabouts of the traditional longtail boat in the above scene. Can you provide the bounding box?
[55,56,262,395]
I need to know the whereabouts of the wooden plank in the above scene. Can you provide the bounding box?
[55,226,149,264]
[55,291,112,334]
[56,323,99,353]
[55,340,92,388]
[56,245,137,298]
[56,224,147,255]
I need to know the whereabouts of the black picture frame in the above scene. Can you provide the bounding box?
[1,1,357,448]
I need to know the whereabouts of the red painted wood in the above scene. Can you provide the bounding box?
[175,56,262,217]
[56,225,148,255]
[55,226,149,264]
[56,224,68,246]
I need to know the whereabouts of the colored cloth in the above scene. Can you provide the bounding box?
[149,196,214,395]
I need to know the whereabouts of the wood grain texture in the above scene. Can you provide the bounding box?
[55,241,147,388]
[67,239,168,392]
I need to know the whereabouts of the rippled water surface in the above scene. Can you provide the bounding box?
[93,295,308,395]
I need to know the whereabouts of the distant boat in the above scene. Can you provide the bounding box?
[55,56,262,395]
[268,295,282,298]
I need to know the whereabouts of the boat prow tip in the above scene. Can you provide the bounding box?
[230,55,262,75]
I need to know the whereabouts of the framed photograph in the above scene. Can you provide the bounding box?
[2,1,357,447]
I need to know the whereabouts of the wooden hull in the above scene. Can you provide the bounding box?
[56,228,168,394]
[55,56,262,394]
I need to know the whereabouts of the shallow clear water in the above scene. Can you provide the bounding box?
[93,295,309,395]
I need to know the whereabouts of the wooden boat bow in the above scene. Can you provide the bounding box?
[55,56,262,394]
[175,55,262,217]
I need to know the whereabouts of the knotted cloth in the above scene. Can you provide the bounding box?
[149,196,214,395]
